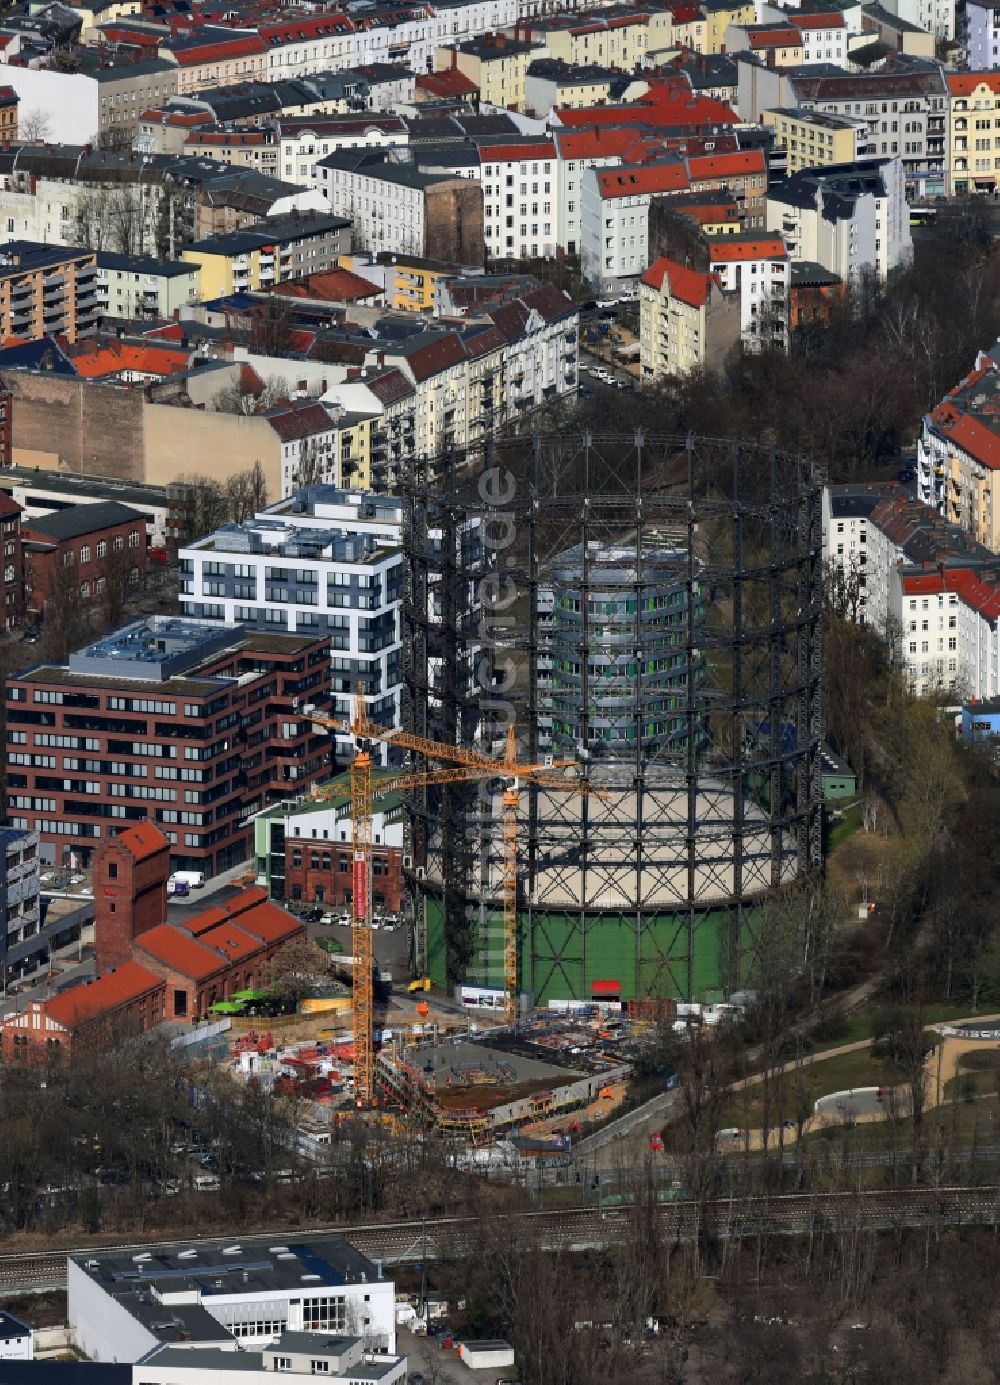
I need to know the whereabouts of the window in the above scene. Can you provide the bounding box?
[80,545,91,563]
[129,530,140,548]
[274,1361,292,1373]
[113,535,124,552]
[108,862,118,879]
[97,541,107,559]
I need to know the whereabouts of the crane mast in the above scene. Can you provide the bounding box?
[306,701,599,1106]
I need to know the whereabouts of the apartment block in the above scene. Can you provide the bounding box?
[0,828,40,989]
[762,108,873,176]
[0,242,100,345]
[96,252,201,321]
[314,150,484,263]
[5,618,333,872]
[22,500,147,618]
[966,0,1000,69]
[765,157,911,282]
[182,212,351,297]
[179,492,403,765]
[96,59,179,140]
[919,347,1000,553]
[435,33,543,111]
[639,257,739,380]
[947,72,1000,195]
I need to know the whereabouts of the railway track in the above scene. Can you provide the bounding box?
[2,1186,1000,1295]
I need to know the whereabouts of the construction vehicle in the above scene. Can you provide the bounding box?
[408,978,432,993]
[303,697,599,1107]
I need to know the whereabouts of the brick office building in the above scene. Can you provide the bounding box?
[22,501,147,618]
[284,837,404,912]
[0,488,21,631]
[93,821,171,973]
[6,617,333,873]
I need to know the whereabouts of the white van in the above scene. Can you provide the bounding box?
[193,1173,220,1192]
[168,871,205,893]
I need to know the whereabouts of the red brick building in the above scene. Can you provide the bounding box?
[134,885,303,1020]
[6,618,332,872]
[0,885,304,1054]
[284,839,404,912]
[22,500,147,618]
[0,487,21,631]
[93,820,170,972]
[0,960,165,1060]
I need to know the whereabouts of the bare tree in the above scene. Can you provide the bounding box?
[20,109,51,142]
[212,374,289,416]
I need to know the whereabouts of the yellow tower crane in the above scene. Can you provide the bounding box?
[305,697,599,1106]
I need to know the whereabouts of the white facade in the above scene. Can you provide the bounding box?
[97,256,201,321]
[180,506,403,761]
[69,1251,396,1365]
[880,0,955,40]
[766,159,910,282]
[797,19,848,63]
[553,142,623,258]
[279,122,409,189]
[0,65,99,143]
[314,159,430,256]
[480,142,558,260]
[709,241,790,350]
[579,169,661,294]
[967,0,1000,67]
[0,1313,32,1361]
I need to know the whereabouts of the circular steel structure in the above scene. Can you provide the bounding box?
[403,431,824,1005]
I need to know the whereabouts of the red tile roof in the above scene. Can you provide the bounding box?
[687,148,766,179]
[710,236,786,261]
[71,341,191,380]
[137,925,234,981]
[947,72,1000,95]
[899,567,1000,621]
[404,332,467,381]
[596,162,688,197]
[415,68,479,97]
[275,267,382,302]
[0,491,21,520]
[747,24,802,46]
[365,367,415,405]
[556,83,737,130]
[112,821,170,864]
[171,33,266,64]
[232,900,304,945]
[265,400,336,442]
[479,140,555,163]
[641,256,718,307]
[197,921,264,963]
[932,409,1000,470]
[185,885,269,936]
[793,11,845,27]
[43,962,163,1031]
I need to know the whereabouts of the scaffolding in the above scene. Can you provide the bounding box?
[403,431,825,1004]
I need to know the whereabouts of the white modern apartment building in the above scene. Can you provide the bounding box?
[765,157,911,283]
[179,491,404,763]
[479,138,559,261]
[879,0,955,40]
[278,116,409,188]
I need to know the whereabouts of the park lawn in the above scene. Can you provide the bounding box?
[719,1045,904,1130]
[826,801,863,853]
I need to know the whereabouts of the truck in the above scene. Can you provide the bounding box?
[168,871,205,893]
[408,977,431,993]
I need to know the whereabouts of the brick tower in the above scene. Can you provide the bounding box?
[93,821,170,972]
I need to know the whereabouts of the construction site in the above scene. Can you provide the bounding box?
[284,430,824,1122]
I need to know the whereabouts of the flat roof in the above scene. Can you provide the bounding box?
[0,466,168,507]
[74,1234,382,1299]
